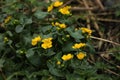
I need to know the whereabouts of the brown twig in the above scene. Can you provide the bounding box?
[86,16,91,28]
[82,0,103,37]
[95,0,105,10]
[96,12,115,15]
[91,36,120,46]
[105,69,120,76]
[71,6,98,11]
[62,0,74,7]
[88,55,120,77]
[97,50,120,54]
[97,18,120,23]
[100,54,120,68]
[82,0,104,50]
[87,53,120,77]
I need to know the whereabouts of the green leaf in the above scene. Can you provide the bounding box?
[34,10,48,19]
[47,61,64,77]
[58,36,63,44]
[7,40,13,45]
[23,36,31,45]
[25,18,32,25]
[26,49,34,58]
[40,70,50,76]
[71,30,84,39]
[66,74,84,80]
[49,67,64,77]
[6,31,13,37]
[66,27,84,40]
[15,25,24,33]
[43,49,55,57]
[86,42,95,53]
[62,42,74,52]
[26,48,43,67]
[41,25,52,33]
[27,54,41,67]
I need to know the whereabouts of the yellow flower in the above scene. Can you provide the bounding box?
[32,39,38,46]
[53,0,63,7]
[62,53,74,61]
[41,43,52,49]
[54,22,67,29]
[76,52,86,60]
[31,36,41,46]
[57,61,61,65]
[47,4,53,12]
[42,37,52,43]
[80,28,92,36]
[4,16,12,24]
[59,6,71,15]
[41,38,53,49]
[72,43,86,49]
[35,36,41,42]
[72,44,81,49]
[55,22,60,26]
[59,23,66,28]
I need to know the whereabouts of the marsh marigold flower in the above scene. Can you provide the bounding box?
[52,22,67,29]
[59,6,71,15]
[53,0,63,7]
[59,23,66,28]
[47,4,53,12]
[72,43,86,49]
[62,53,74,61]
[80,28,92,36]
[32,36,41,46]
[76,52,86,60]
[41,38,53,49]
[55,22,60,26]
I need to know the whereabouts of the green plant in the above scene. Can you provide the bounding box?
[0,0,120,80]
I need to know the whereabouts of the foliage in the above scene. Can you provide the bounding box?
[0,0,120,80]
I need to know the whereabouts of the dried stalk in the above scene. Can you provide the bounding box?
[71,6,98,11]
[105,69,120,77]
[62,0,74,7]
[82,0,103,37]
[95,0,105,10]
[97,18,120,23]
[91,36,120,46]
